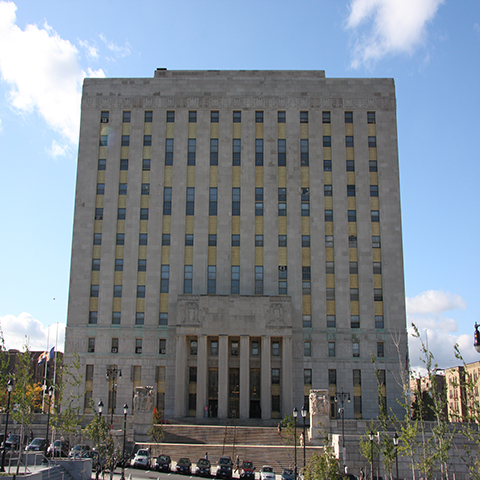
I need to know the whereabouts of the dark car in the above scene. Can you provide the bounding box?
[3,434,21,451]
[240,460,255,479]
[196,458,211,477]
[281,469,295,480]
[69,444,91,459]
[25,438,48,452]
[216,456,233,480]
[176,457,192,475]
[154,454,171,472]
[81,450,106,471]
[116,451,132,468]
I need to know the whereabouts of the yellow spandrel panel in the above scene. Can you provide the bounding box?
[353,385,362,396]
[326,274,335,288]
[118,171,127,184]
[255,167,264,187]
[255,124,264,139]
[278,247,287,265]
[210,166,218,186]
[350,301,359,315]
[161,246,170,260]
[96,196,104,208]
[232,166,241,187]
[346,172,356,185]
[157,381,165,392]
[272,384,280,396]
[97,171,106,183]
[302,301,311,315]
[139,196,149,209]
[231,247,240,264]
[368,124,376,136]
[113,298,122,311]
[346,148,355,160]
[231,217,240,234]
[115,246,124,258]
[302,255,311,267]
[138,245,147,258]
[91,271,100,284]
[277,124,286,139]
[185,216,194,232]
[323,124,331,136]
[301,167,309,187]
[139,221,148,234]
[303,295,312,308]
[375,302,384,315]
[209,217,217,233]
[323,147,331,159]
[93,245,101,258]
[329,385,337,395]
[347,197,356,210]
[166,124,174,137]
[144,123,152,135]
[189,383,197,394]
[114,272,122,284]
[188,124,196,138]
[255,248,264,265]
[369,148,377,160]
[160,166,172,187]
[116,220,125,233]
[99,146,107,158]
[255,216,264,233]
[304,384,311,395]
[137,272,146,284]
[324,172,332,184]
[94,220,103,233]
[122,124,131,135]
[348,222,357,237]
[371,223,380,236]
[278,216,287,234]
[142,171,151,183]
[345,124,354,136]
[136,299,145,311]
[160,294,169,312]
[162,216,171,233]
[372,249,382,262]
[208,247,217,265]
[370,197,379,210]
[143,146,151,158]
[89,298,98,311]
[374,275,383,289]
[326,301,336,315]
[117,197,126,209]
[121,146,129,158]
[300,124,309,139]
[349,248,358,262]
[233,124,241,138]
[302,217,310,235]
[184,246,193,264]
[370,172,378,185]
[302,248,310,264]
[324,197,333,210]
[278,167,287,187]
[187,166,196,187]
[210,124,219,138]
[380,385,386,396]
[85,381,92,391]
[325,223,334,236]
[350,274,358,288]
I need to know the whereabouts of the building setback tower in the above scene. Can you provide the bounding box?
[65,70,408,422]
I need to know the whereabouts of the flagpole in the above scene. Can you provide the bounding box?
[42,326,50,413]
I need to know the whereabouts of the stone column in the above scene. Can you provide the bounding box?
[174,335,187,417]
[218,335,229,418]
[282,336,293,416]
[261,336,271,419]
[196,335,208,419]
[239,335,250,419]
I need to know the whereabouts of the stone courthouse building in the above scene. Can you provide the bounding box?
[64,70,408,423]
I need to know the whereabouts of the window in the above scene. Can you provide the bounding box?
[231,266,240,294]
[211,111,219,123]
[208,187,217,216]
[302,235,310,248]
[367,111,376,124]
[114,285,122,297]
[231,341,239,356]
[90,285,99,297]
[233,111,241,123]
[115,259,123,271]
[255,111,264,123]
[122,111,131,123]
[139,233,148,245]
[325,235,334,248]
[323,160,332,172]
[208,265,216,294]
[116,233,125,245]
[272,369,280,385]
[138,259,147,272]
[144,135,152,146]
[374,288,383,301]
[112,311,121,325]
[370,185,379,197]
[353,342,359,357]
[98,158,106,170]
[372,235,381,248]
[348,210,357,222]
[135,338,142,354]
[278,111,286,123]
[351,315,360,328]
[159,339,166,355]
[255,139,263,166]
[232,139,241,165]
[184,265,193,294]
[303,315,312,328]
[353,369,361,386]
[327,315,336,328]
[160,265,169,293]
[135,312,145,325]
[210,138,219,165]
[255,266,264,295]
[371,210,380,222]
[350,288,359,301]
[100,135,108,146]
[88,338,95,353]
[345,111,353,123]
[232,234,240,247]
[143,158,151,171]
[141,183,150,195]
[208,234,217,247]
[326,288,335,301]
[325,210,333,222]
[278,266,287,295]
[300,111,308,123]
[377,342,384,358]
[278,188,287,216]
[144,111,153,123]
[111,338,119,353]
[166,111,175,123]
[165,138,174,165]
[346,136,354,148]
[210,340,218,355]
[116,208,125,220]
[272,341,280,356]
[121,135,130,147]
[304,369,312,385]
[328,369,337,386]
[232,188,240,216]
[328,341,336,357]
[304,341,311,357]
[324,184,333,196]
[188,111,197,123]
[186,187,195,215]
[346,160,355,172]
[373,262,382,275]
[94,233,102,245]
[323,136,331,147]
[137,285,146,298]
[140,208,149,220]
[349,235,357,248]
[189,366,197,381]
[159,312,168,325]
[163,187,172,215]
[120,159,129,170]
[119,183,127,195]
[101,111,109,123]
[322,111,331,123]
[162,234,170,246]
[278,235,287,248]
[89,311,97,324]
[187,139,196,165]
[302,267,311,295]
[347,184,356,197]
[255,187,264,216]
[91,258,100,271]
[375,315,384,329]
[278,139,286,166]
[252,341,259,356]
[349,261,358,274]
[368,136,377,148]
[300,139,309,166]
[255,235,263,247]
[369,160,378,172]
[326,261,334,274]
[301,188,310,216]
[97,183,105,195]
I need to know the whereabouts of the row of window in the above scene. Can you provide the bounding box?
[88,336,165,355]
[303,340,384,358]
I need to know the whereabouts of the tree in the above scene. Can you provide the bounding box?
[304,442,339,480]
[147,408,164,443]
[83,402,114,463]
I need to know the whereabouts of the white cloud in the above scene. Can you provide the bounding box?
[407,290,466,315]
[99,34,131,59]
[0,1,105,150]
[78,39,100,61]
[0,312,65,353]
[345,0,445,67]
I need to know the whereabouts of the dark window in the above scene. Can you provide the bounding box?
[326,288,335,301]
[324,184,332,196]
[255,266,264,295]
[368,136,377,148]
[348,210,357,222]
[373,262,382,275]
[346,160,355,172]
[303,315,312,328]
[371,210,380,222]
[325,210,333,222]
[184,265,193,294]
[370,185,379,197]
[346,136,354,148]
[208,234,217,246]
[369,160,378,172]
[138,259,147,271]
[120,158,129,170]
[88,338,95,353]
[255,235,263,247]
[232,188,240,216]
[350,288,359,301]
[255,139,263,166]
[185,234,194,246]
[328,341,336,357]
[115,259,123,271]
[101,111,109,123]
[327,315,336,328]
[372,235,381,248]
[140,208,149,220]
[166,111,175,123]
[255,187,263,216]
[377,342,384,358]
[163,187,172,215]
[374,288,383,301]
[300,111,308,123]
[278,266,287,295]
[349,262,358,274]
[209,187,218,215]
[322,111,331,123]
[301,203,310,217]
[160,265,169,293]
[300,139,309,166]
[278,111,286,123]
[353,342,360,357]
[186,187,195,215]
[324,160,332,172]
[304,369,312,385]
[97,183,105,195]
[159,339,166,354]
[90,285,99,297]
[231,266,240,294]
[252,341,259,356]
[211,111,219,123]
[347,184,356,197]
[144,111,153,123]
[304,342,311,357]
[278,188,287,216]
[142,158,151,171]
[233,111,241,123]
[94,233,102,245]
[119,183,127,195]
[116,233,125,245]
[232,234,240,247]
[123,111,131,123]
[328,369,337,385]
[326,261,334,274]
[98,158,106,170]
[121,135,130,146]
[351,315,360,328]
[272,342,280,356]
[375,315,384,329]
[165,138,174,165]
[323,136,331,147]
[272,368,280,384]
[159,313,168,325]
[162,234,170,246]
[255,111,264,123]
[367,111,376,124]
[233,139,241,166]
[114,285,122,298]
[325,235,334,248]
[278,235,287,247]
[111,338,119,353]
[349,235,357,248]
[112,312,121,325]
[345,111,353,123]
[137,285,146,298]
[188,139,196,165]
[117,208,126,220]
[141,135,151,147]
[189,111,197,123]
[100,135,108,146]
[210,138,218,165]
[139,233,148,245]
[141,183,150,195]
[302,235,310,248]
[278,139,286,166]
[92,258,100,271]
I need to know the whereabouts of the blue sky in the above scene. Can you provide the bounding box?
[0,0,479,369]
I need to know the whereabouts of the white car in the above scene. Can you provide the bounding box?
[260,466,276,480]
[131,449,151,469]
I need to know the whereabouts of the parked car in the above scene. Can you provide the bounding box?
[260,466,275,480]
[281,469,295,480]
[25,438,47,452]
[69,444,91,459]
[240,460,255,479]
[216,456,233,480]
[131,449,151,469]
[153,454,171,472]
[47,440,70,457]
[81,449,106,471]
[176,457,192,475]
[3,434,21,451]
[195,458,211,477]
[116,451,132,469]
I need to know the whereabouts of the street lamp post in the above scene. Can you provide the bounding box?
[44,386,54,461]
[301,405,307,470]
[474,323,480,353]
[1,379,13,472]
[98,400,104,417]
[106,367,122,426]
[293,407,298,479]
[393,432,399,480]
[369,431,374,480]
[334,391,351,471]
[121,403,128,480]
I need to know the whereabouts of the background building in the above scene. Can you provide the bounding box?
[445,361,480,421]
[65,70,408,423]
